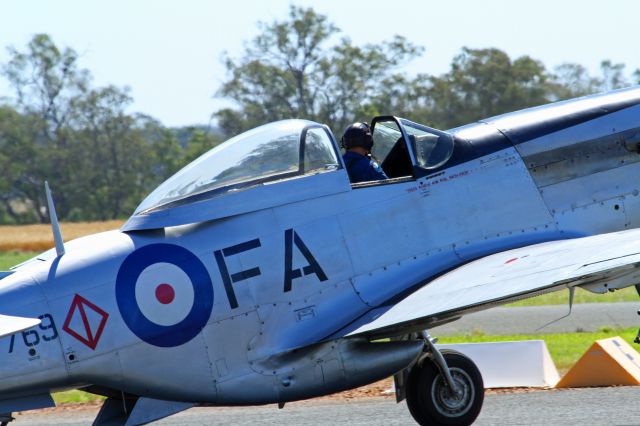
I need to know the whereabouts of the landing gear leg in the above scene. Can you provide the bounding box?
[405,332,484,426]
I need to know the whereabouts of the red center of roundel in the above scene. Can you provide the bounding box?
[155,283,175,304]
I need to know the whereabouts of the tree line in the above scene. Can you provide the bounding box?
[1,6,638,224]
[216,6,638,135]
[0,35,221,224]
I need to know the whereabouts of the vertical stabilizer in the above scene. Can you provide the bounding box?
[45,181,65,257]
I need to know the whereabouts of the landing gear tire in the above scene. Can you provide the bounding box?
[406,350,484,426]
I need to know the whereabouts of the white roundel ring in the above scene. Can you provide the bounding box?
[134,262,195,326]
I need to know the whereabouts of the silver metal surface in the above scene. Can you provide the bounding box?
[1,88,640,424]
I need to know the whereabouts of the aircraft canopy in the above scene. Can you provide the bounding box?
[135,120,341,214]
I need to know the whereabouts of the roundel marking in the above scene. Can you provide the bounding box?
[116,243,213,347]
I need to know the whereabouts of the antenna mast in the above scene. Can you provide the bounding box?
[45,181,65,257]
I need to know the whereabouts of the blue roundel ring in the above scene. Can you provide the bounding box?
[116,243,214,347]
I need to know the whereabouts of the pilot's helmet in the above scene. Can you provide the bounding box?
[341,122,373,151]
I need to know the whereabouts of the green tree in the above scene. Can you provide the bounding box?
[215,5,422,136]
[598,60,629,92]
[415,48,553,128]
[2,34,88,221]
[0,105,43,223]
[1,34,182,222]
[372,49,638,130]
[67,89,182,220]
[179,127,223,165]
[549,63,601,99]
[549,60,632,101]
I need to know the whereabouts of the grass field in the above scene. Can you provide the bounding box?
[0,251,36,269]
[53,390,104,404]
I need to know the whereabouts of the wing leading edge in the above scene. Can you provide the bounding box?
[348,228,640,339]
[0,315,41,339]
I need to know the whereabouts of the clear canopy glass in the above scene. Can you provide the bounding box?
[400,119,454,169]
[371,120,403,161]
[371,117,455,171]
[135,120,340,213]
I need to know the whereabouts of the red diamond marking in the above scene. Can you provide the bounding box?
[62,294,109,350]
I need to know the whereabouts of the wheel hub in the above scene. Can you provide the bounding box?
[431,367,475,417]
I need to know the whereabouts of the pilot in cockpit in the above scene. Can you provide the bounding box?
[341,122,388,183]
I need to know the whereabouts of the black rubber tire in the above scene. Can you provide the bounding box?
[406,350,484,425]
[406,362,427,424]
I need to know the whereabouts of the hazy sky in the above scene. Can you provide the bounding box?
[1,0,639,127]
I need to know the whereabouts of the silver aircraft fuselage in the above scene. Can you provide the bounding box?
[1,88,640,408]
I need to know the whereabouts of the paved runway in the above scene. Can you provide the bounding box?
[434,302,640,335]
[13,387,640,425]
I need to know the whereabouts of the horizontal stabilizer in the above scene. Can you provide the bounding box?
[0,393,55,413]
[0,314,41,339]
[125,398,194,426]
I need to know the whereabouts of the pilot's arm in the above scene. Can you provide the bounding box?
[365,158,388,181]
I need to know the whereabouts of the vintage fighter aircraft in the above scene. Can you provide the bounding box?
[2,86,640,425]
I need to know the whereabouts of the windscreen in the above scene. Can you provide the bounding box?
[400,119,455,169]
[134,120,341,214]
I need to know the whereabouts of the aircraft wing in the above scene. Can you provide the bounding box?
[348,228,640,339]
[0,315,41,339]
